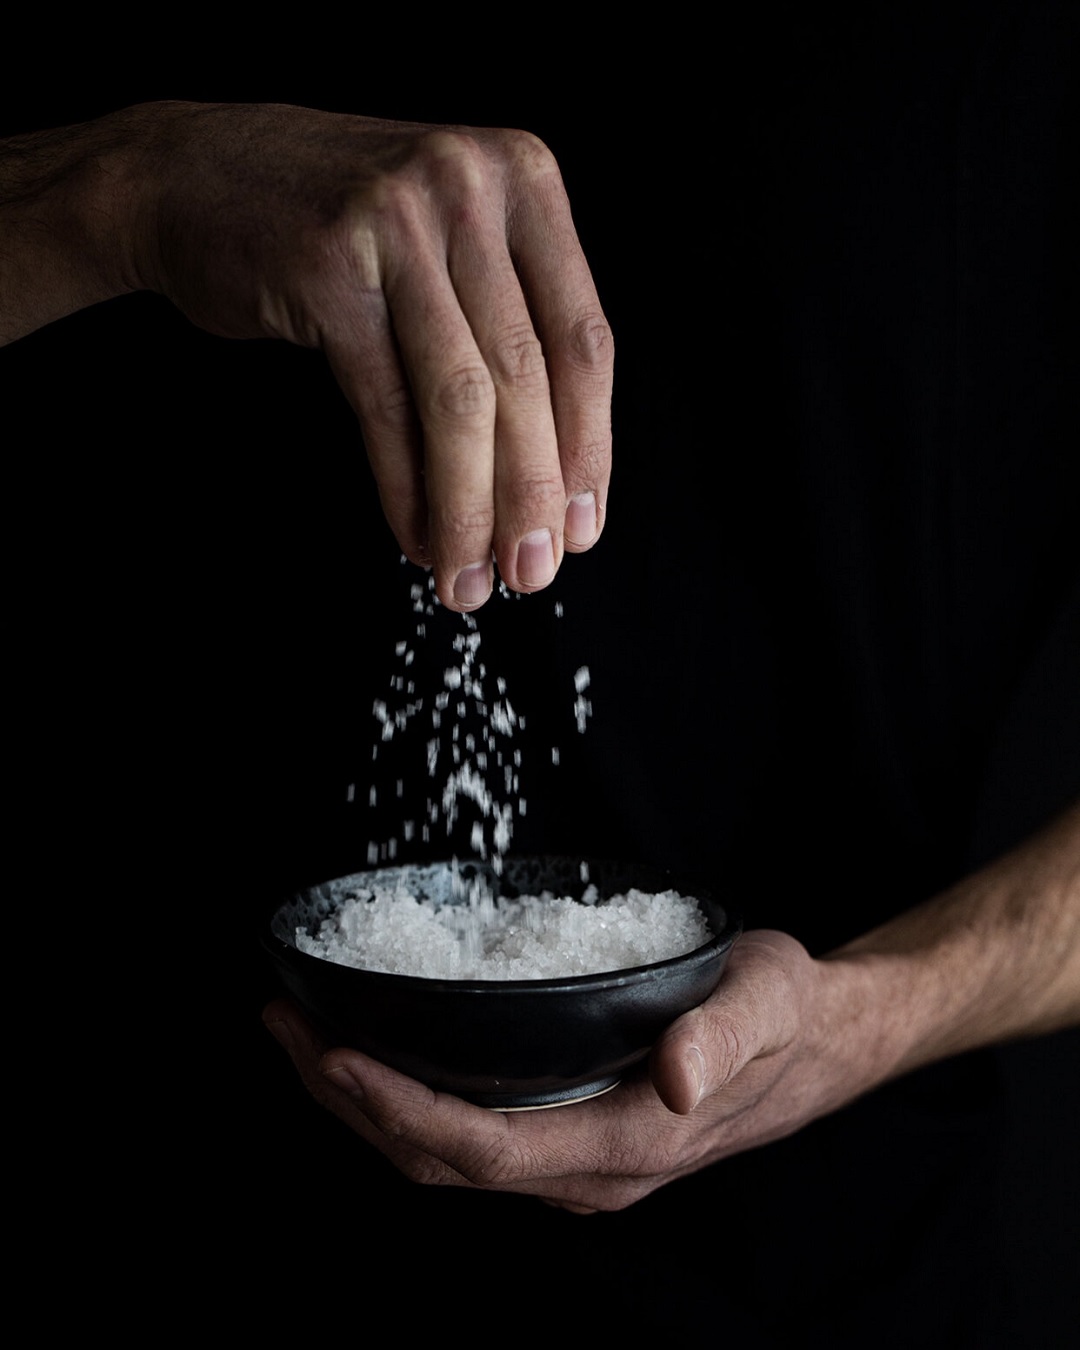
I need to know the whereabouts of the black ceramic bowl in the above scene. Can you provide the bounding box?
[261,854,742,1110]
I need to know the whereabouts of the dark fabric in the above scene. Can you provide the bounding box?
[4,5,1077,1344]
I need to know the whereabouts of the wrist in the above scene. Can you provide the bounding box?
[822,802,1080,1078]
[817,946,956,1084]
[807,947,919,1099]
[1,104,167,342]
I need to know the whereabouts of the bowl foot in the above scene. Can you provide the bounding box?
[486,1078,621,1112]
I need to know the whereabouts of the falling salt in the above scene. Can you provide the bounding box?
[357,566,592,878]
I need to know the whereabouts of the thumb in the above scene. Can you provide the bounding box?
[648,930,805,1114]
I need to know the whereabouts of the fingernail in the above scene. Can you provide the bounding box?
[688,1045,707,1108]
[565,492,598,546]
[263,1016,295,1052]
[517,529,556,588]
[323,1063,364,1099]
[453,561,493,608]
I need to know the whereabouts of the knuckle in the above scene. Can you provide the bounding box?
[363,377,417,432]
[565,312,615,377]
[347,175,424,245]
[431,502,497,556]
[423,127,488,165]
[489,324,549,390]
[509,472,566,512]
[453,503,498,535]
[494,474,566,542]
[335,214,385,289]
[564,438,610,486]
[496,127,559,179]
[414,129,494,196]
[430,363,496,422]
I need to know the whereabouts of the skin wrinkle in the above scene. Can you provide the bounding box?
[459,1133,541,1191]
[484,322,551,390]
[349,356,417,435]
[562,311,616,376]
[427,360,498,424]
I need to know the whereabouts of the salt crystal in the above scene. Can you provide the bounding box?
[358,575,593,877]
[297,884,711,981]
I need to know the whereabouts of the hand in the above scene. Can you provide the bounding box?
[2,102,613,610]
[136,102,613,610]
[262,931,871,1213]
[263,805,1080,1211]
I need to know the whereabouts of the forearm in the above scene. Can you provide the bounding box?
[825,799,1080,1086]
[0,108,151,343]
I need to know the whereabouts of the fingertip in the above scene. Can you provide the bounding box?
[448,559,494,610]
[650,1038,706,1116]
[320,1055,366,1101]
[262,1000,302,1055]
[404,540,434,571]
[261,997,292,1024]
[564,491,600,550]
[262,997,298,1030]
[515,528,557,590]
[262,1018,293,1054]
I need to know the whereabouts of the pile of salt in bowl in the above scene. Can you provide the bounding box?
[296,872,712,980]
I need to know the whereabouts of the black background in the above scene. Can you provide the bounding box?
[4,6,1078,1344]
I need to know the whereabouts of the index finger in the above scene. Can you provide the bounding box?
[319,1042,660,1199]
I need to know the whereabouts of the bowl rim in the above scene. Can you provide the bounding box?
[261,854,743,993]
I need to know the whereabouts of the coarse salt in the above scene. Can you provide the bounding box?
[297,884,711,980]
